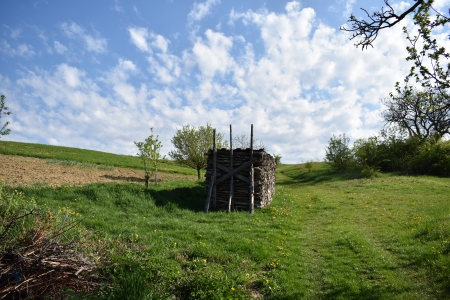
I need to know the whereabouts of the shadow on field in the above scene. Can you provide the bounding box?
[102,175,144,183]
[144,182,206,212]
[280,168,362,186]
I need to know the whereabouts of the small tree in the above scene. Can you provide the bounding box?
[324,134,354,172]
[134,128,164,188]
[273,154,282,165]
[169,124,228,179]
[0,95,12,138]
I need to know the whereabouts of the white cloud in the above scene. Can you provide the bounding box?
[188,0,221,23]
[192,29,234,78]
[61,22,107,53]
[0,40,36,58]
[128,27,150,52]
[53,41,67,54]
[1,1,423,163]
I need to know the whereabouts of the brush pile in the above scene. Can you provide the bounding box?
[0,210,101,299]
[205,148,276,210]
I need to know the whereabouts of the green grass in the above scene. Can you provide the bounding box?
[0,141,196,175]
[1,143,450,298]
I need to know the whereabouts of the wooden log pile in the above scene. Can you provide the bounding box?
[205,148,276,210]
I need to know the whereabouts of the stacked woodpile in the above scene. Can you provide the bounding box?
[205,148,276,210]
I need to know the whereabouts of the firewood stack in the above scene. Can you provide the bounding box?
[205,148,276,210]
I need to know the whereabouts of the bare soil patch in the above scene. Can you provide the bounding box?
[0,154,197,187]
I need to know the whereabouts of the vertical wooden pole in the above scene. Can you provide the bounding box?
[249,124,254,214]
[228,124,233,212]
[204,129,217,213]
[212,129,217,210]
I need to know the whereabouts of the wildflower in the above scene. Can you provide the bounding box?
[231,287,235,291]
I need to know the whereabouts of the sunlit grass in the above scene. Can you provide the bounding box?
[2,142,450,298]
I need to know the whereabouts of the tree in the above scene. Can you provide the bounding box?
[232,133,265,150]
[273,154,282,165]
[341,0,450,91]
[324,134,354,172]
[0,95,12,137]
[169,124,228,179]
[383,87,450,139]
[134,128,164,188]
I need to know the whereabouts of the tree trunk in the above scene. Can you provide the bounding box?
[155,168,158,185]
[197,168,201,180]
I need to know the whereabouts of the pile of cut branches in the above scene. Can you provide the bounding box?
[0,209,102,299]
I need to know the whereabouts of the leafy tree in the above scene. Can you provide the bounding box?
[383,88,450,139]
[134,128,164,188]
[273,154,282,165]
[169,124,228,179]
[324,134,354,172]
[0,95,12,137]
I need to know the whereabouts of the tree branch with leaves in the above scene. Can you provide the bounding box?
[0,95,12,138]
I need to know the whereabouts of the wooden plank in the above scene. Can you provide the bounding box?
[214,158,257,185]
[228,124,233,212]
[249,124,254,215]
[216,163,250,183]
[213,129,217,209]
[204,129,216,213]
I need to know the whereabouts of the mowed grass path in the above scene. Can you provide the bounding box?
[3,142,450,299]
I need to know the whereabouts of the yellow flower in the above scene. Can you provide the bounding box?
[231,287,235,291]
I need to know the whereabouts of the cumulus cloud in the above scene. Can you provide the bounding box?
[1,1,421,162]
[61,22,107,53]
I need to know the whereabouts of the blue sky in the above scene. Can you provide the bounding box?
[1,0,449,163]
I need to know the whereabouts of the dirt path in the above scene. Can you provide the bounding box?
[0,154,197,187]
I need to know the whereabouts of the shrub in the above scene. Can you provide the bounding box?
[412,140,450,176]
[324,134,355,172]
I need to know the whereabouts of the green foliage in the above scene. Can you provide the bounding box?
[273,154,282,165]
[135,128,164,187]
[403,1,450,91]
[169,124,228,179]
[412,140,450,176]
[0,94,12,137]
[304,160,313,172]
[324,134,354,172]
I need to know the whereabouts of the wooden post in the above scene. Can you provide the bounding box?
[249,124,254,214]
[205,129,217,213]
[228,125,233,212]
[212,129,217,210]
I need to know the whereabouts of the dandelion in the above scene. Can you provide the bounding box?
[231,287,235,291]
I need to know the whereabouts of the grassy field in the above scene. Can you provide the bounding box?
[0,140,196,175]
[1,142,450,299]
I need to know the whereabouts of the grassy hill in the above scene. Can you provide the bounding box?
[1,142,449,299]
[0,140,196,175]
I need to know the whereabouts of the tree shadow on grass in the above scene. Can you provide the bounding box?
[144,182,206,212]
[279,168,363,186]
